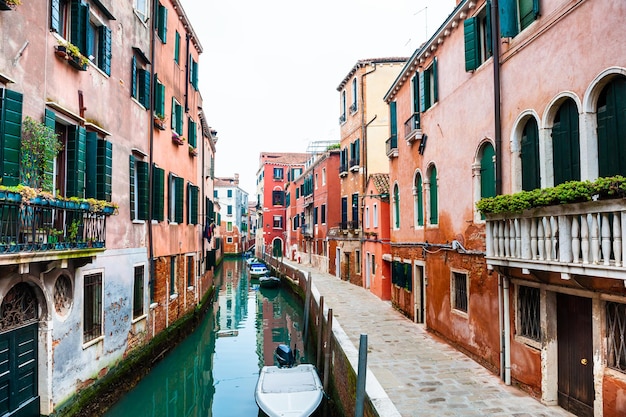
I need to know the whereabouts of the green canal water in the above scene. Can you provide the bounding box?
[104,258,313,417]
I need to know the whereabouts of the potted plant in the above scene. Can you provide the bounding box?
[0,0,21,10]
[189,145,198,156]
[55,40,90,70]
[172,133,185,145]
[154,113,167,130]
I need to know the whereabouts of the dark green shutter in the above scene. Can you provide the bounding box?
[192,60,198,90]
[416,174,424,226]
[394,185,400,228]
[138,69,151,109]
[129,155,136,220]
[499,0,519,38]
[152,166,165,221]
[0,89,22,187]
[390,101,397,136]
[157,4,167,43]
[419,71,426,111]
[98,26,112,76]
[131,57,137,99]
[50,0,61,32]
[207,199,214,223]
[521,118,540,190]
[172,175,183,224]
[66,126,86,197]
[187,118,196,148]
[97,140,112,200]
[597,78,626,177]
[43,109,56,192]
[432,58,438,103]
[519,0,538,30]
[70,1,89,53]
[188,184,198,225]
[480,144,496,199]
[85,132,98,198]
[552,99,580,185]
[412,75,420,113]
[174,32,180,64]
[136,161,149,220]
[464,17,479,72]
[486,0,493,57]
[176,104,183,133]
[429,167,438,224]
[154,79,165,116]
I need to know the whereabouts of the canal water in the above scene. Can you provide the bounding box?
[104,258,314,417]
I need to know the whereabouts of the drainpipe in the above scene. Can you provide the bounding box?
[147,0,158,336]
[503,275,511,385]
[498,275,504,380]
[361,63,377,194]
[184,34,190,112]
[491,0,502,195]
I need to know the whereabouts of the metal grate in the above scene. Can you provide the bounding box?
[518,286,540,341]
[607,301,626,372]
[83,273,102,343]
[0,283,38,330]
[453,272,468,312]
[54,275,73,316]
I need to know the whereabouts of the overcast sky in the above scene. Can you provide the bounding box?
[181,0,456,198]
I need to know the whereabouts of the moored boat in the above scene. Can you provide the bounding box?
[259,275,281,288]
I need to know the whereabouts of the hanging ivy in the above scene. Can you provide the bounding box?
[20,116,63,191]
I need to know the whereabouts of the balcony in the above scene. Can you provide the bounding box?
[485,199,626,280]
[302,224,313,238]
[404,112,422,143]
[338,221,360,233]
[349,103,357,114]
[0,190,115,265]
[386,135,398,158]
[349,158,360,172]
[338,113,346,125]
[339,163,348,178]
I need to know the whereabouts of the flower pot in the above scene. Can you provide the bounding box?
[154,118,166,130]
[79,201,90,211]
[55,45,69,59]
[0,1,15,11]
[102,206,115,215]
[68,55,88,71]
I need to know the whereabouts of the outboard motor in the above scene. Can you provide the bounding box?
[274,344,297,368]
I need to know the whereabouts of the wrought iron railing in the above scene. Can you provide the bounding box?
[404,112,421,140]
[386,135,398,157]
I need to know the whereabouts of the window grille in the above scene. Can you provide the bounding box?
[607,301,626,372]
[453,272,468,312]
[133,266,144,319]
[518,285,540,341]
[84,273,103,342]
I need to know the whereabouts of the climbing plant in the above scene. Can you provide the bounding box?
[20,116,63,191]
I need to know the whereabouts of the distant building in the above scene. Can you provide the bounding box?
[214,174,249,254]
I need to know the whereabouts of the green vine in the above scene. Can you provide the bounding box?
[476,176,626,215]
[20,116,63,191]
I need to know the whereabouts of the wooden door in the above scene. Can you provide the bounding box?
[557,293,594,416]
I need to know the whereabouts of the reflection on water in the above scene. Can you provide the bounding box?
[104,258,309,417]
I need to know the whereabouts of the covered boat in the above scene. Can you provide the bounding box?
[255,345,323,417]
[259,275,281,288]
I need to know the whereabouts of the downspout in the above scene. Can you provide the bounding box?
[498,275,504,380]
[184,34,190,112]
[148,0,158,337]
[503,275,511,385]
[492,0,502,195]
[361,63,377,193]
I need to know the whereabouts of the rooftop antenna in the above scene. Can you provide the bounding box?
[414,6,428,44]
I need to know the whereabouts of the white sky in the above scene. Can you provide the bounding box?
[181,0,456,198]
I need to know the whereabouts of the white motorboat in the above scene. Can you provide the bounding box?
[250,264,269,277]
[259,275,281,288]
[255,345,323,417]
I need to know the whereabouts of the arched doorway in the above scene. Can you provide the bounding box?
[0,282,40,417]
[272,238,283,258]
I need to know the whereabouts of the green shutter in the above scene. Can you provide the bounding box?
[174,32,180,64]
[70,1,89,53]
[480,144,496,199]
[432,57,438,103]
[129,155,136,220]
[43,109,57,192]
[499,0,519,38]
[175,176,184,224]
[0,89,22,187]
[416,174,424,226]
[552,99,580,185]
[50,0,61,32]
[429,167,438,225]
[464,17,479,72]
[97,140,112,200]
[412,75,420,113]
[157,4,167,43]
[137,161,149,220]
[152,166,164,221]
[187,118,196,148]
[519,0,537,30]
[154,79,165,116]
[419,71,426,111]
[486,0,493,57]
[521,118,540,190]
[66,126,86,197]
[597,78,626,177]
[188,184,198,225]
[131,57,137,99]
[176,104,183,133]
[85,19,94,60]
[192,60,199,90]
[85,132,98,198]
[98,26,112,76]
[394,185,400,229]
[138,69,151,109]
[390,101,397,136]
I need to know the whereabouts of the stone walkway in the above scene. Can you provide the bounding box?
[283,260,574,417]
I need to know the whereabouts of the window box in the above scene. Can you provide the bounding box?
[172,133,185,146]
[55,44,88,71]
[154,116,167,130]
[188,146,198,156]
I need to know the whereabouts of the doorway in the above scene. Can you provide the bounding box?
[413,264,425,323]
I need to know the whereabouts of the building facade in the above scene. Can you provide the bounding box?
[0,1,217,415]
[331,58,406,285]
[214,174,249,255]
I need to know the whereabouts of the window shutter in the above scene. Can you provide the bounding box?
[188,184,198,225]
[207,199,214,223]
[99,26,112,76]
[50,0,61,33]
[0,89,22,187]
[499,0,519,38]
[176,103,183,133]
[419,71,427,111]
[43,109,56,192]
[433,57,438,103]
[157,4,167,43]
[85,21,94,61]
[138,69,151,109]
[137,161,149,220]
[97,140,113,200]
[416,175,424,226]
[129,155,136,220]
[429,167,438,224]
[389,101,397,136]
[521,118,540,190]
[174,32,180,64]
[175,176,184,224]
[171,97,176,130]
[187,118,196,148]
[412,75,420,113]
[66,126,86,197]
[464,17,479,72]
[70,1,89,53]
[154,80,165,116]
[131,57,137,99]
[192,60,199,90]
[486,0,493,57]
[85,132,98,198]
[152,165,165,221]
[480,144,496,199]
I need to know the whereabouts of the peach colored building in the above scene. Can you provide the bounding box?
[331,58,406,285]
[362,173,391,300]
[386,0,626,415]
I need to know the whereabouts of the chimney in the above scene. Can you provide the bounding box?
[234,173,239,185]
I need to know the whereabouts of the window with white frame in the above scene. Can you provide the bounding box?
[355,250,361,274]
[365,206,370,228]
[273,216,283,228]
[350,78,358,113]
[134,0,149,21]
[322,168,326,185]
[371,254,376,275]
[373,203,378,228]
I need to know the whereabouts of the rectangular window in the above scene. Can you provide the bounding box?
[83,273,103,343]
[373,203,378,227]
[186,256,194,287]
[313,207,318,225]
[170,257,176,295]
[391,261,412,291]
[273,167,283,179]
[227,189,233,198]
[171,98,183,134]
[187,117,197,148]
[607,302,626,373]
[168,173,184,223]
[452,272,468,313]
[500,0,539,38]
[174,31,180,64]
[157,2,167,43]
[518,285,540,341]
[226,236,233,243]
[214,190,218,198]
[227,205,232,215]
[133,265,144,319]
[273,216,283,229]
[351,193,359,225]
[272,190,284,206]
[322,168,326,185]
[131,55,151,109]
[419,58,438,112]
[355,250,361,274]
[152,165,165,221]
[321,204,326,224]
[187,184,198,225]
[154,78,166,119]
[371,255,376,275]
[134,0,149,22]
[464,4,492,72]
[339,90,346,124]
[227,222,232,231]
[189,55,199,90]
[130,156,149,221]
[365,206,370,228]
[350,77,358,113]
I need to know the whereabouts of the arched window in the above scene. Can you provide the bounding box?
[552,98,580,185]
[393,184,400,229]
[429,166,438,225]
[521,117,540,190]
[414,173,424,227]
[597,76,626,177]
[0,283,38,331]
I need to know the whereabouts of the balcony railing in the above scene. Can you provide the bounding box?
[0,194,113,258]
[485,199,626,280]
[339,163,348,177]
[349,158,360,171]
[404,112,422,142]
[302,224,313,237]
[338,220,360,232]
[339,113,346,125]
[386,135,398,158]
